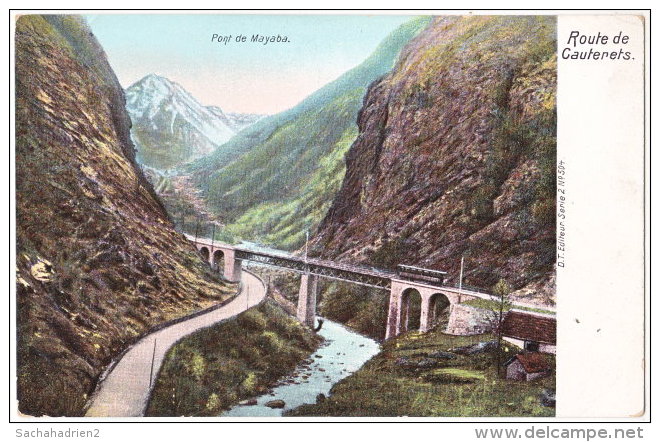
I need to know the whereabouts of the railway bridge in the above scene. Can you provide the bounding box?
[187,235,503,339]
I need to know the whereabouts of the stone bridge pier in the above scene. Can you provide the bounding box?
[385,280,463,340]
[296,273,318,328]
[193,243,242,282]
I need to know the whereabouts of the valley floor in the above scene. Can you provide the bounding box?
[286,329,555,417]
[145,299,322,416]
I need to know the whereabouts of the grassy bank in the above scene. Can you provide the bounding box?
[146,299,322,416]
[463,298,555,316]
[286,328,555,417]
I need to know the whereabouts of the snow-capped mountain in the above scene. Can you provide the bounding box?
[125,74,262,170]
[206,106,263,134]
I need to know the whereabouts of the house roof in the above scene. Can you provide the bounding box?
[501,311,556,345]
[506,352,551,374]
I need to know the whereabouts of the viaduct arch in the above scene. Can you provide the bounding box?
[193,241,241,282]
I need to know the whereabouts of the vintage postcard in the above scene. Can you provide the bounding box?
[8,8,649,429]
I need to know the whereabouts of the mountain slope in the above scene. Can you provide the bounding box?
[187,17,433,249]
[313,16,557,306]
[15,15,234,416]
[207,106,263,133]
[126,74,259,170]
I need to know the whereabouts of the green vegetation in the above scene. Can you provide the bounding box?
[463,298,555,316]
[369,236,411,271]
[317,281,390,341]
[266,275,390,341]
[146,300,321,416]
[269,275,392,341]
[185,17,433,250]
[286,329,555,417]
[29,15,111,79]
[218,110,360,250]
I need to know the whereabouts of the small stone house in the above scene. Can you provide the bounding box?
[504,352,551,381]
[500,310,556,354]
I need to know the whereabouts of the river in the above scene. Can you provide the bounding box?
[222,317,380,417]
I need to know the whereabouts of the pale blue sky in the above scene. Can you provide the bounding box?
[86,14,413,114]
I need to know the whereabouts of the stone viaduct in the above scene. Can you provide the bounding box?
[188,235,500,339]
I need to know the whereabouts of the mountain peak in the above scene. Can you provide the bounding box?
[133,73,172,87]
[124,74,264,169]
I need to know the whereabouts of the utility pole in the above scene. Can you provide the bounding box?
[211,222,216,248]
[304,231,309,262]
[179,210,185,234]
[149,338,157,389]
[458,256,465,291]
[493,279,511,377]
[210,222,217,271]
[458,255,465,303]
[193,216,201,242]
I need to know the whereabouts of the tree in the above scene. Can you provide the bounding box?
[492,278,513,377]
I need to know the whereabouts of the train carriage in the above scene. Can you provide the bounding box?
[396,264,446,285]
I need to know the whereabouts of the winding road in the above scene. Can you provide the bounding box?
[85,270,266,417]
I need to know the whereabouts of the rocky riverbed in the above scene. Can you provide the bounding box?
[222,318,380,417]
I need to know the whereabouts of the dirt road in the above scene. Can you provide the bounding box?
[85,270,266,417]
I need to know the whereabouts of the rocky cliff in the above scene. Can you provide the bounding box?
[15,15,234,416]
[313,16,557,305]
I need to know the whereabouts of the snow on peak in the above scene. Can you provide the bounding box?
[125,74,237,146]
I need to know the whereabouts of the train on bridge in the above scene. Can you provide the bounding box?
[396,264,446,286]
